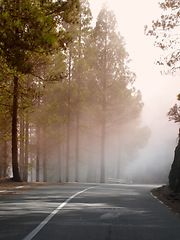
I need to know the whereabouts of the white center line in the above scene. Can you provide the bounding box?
[23,186,95,240]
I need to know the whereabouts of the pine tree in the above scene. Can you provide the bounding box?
[92,5,143,182]
[73,0,92,182]
[0,0,80,181]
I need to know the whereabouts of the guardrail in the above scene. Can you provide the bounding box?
[108,178,132,184]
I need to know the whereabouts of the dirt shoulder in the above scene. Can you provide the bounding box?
[0,178,64,199]
[151,185,180,215]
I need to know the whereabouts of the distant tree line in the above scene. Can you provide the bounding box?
[0,0,150,182]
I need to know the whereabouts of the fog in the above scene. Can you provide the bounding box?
[30,119,151,183]
[34,73,179,184]
[16,0,180,185]
[87,0,180,183]
[1,0,179,185]
[126,74,180,183]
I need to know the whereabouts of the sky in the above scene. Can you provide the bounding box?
[88,0,180,182]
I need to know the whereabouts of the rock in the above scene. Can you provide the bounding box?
[169,139,180,193]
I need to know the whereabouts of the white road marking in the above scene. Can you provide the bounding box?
[23,186,95,240]
[150,192,166,206]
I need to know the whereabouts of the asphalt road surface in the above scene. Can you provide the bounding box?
[1,183,180,240]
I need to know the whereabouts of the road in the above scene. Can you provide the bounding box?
[0,183,180,240]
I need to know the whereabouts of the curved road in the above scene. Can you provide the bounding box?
[0,183,180,240]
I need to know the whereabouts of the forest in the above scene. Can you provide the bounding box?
[0,0,151,183]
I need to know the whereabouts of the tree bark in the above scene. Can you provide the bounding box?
[100,118,106,183]
[20,116,24,179]
[29,126,33,182]
[0,156,2,179]
[100,10,108,183]
[66,48,72,183]
[75,17,82,183]
[12,75,21,182]
[116,137,121,179]
[87,129,93,183]
[100,56,107,183]
[36,125,40,182]
[42,126,47,182]
[58,143,62,182]
[23,118,29,182]
[75,111,80,182]
[116,156,120,180]
[66,118,70,182]
[3,140,8,178]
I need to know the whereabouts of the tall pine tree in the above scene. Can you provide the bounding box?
[93,5,143,182]
[0,0,80,181]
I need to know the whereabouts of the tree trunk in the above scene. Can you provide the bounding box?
[99,5,108,184]
[100,71,107,183]
[66,118,70,182]
[0,153,2,178]
[66,48,72,183]
[58,143,62,182]
[116,137,121,179]
[20,116,24,179]
[75,111,80,182]
[36,125,40,182]
[12,75,21,182]
[87,129,93,183]
[3,140,8,178]
[116,156,120,180]
[100,119,106,183]
[75,19,82,183]
[42,126,47,182]
[29,125,33,182]
[23,118,29,182]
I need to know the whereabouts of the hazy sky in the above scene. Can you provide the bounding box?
[88,0,180,181]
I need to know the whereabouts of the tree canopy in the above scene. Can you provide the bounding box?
[145,0,180,73]
[0,0,80,73]
[0,0,80,181]
[0,1,149,183]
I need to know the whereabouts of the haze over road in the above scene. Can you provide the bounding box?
[1,183,180,240]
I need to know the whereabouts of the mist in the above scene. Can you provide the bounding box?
[18,70,180,185]
[1,0,179,185]
[123,73,180,184]
[28,118,151,183]
[21,5,180,185]
[88,0,180,184]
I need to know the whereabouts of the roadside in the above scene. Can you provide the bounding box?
[151,185,180,215]
[0,178,64,199]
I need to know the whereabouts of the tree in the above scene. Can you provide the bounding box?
[0,0,80,181]
[62,0,92,182]
[0,58,13,178]
[145,0,180,73]
[92,5,143,183]
[72,0,92,182]
[167,94,180,123]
